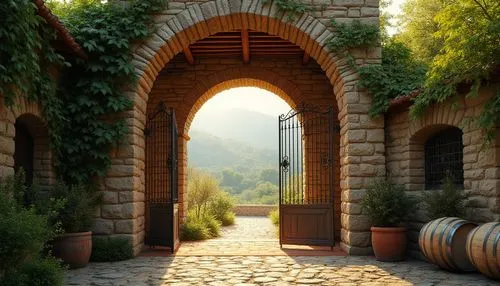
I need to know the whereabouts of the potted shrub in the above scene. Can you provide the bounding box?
[361,180,417,261]
[51,183,102,269]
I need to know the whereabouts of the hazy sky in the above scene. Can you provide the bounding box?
[193,87,291,117]
[192,1,406,126]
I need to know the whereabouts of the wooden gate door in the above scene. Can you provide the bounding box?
[278,104,335,247]
[145,102,179,252]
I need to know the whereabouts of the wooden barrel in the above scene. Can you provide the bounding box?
[419,217,477,271]
[466,222,500,279]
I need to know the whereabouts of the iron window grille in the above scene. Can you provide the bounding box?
[424,128,464,189]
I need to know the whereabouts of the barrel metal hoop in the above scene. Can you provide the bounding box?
[467,226,481,268]
[430,217,450,266]
[493,231,500,257]
[493,231,500,274]
[420,221,431,259]
[444,219,465,269]
[483,223,499,276]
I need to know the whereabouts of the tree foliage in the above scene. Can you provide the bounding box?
[396,0,449,64]
[359,40,427,116]
[410,0,500,140]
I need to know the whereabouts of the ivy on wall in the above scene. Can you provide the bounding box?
[0,1,66,152]
[1,0,167,185]
[51,0,168,184]
[261,0,309,20]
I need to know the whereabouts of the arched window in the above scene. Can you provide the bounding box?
[424,127,464,189]
[14,120,35,186]
[13,114,53,187]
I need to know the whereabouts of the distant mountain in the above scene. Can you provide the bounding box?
[190,108,279,150]
[187,130,278,174]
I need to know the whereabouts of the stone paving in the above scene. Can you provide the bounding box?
[66,255,497,285]
[142,216,343,256]
[65,216,498,285]
[215,216,277,241]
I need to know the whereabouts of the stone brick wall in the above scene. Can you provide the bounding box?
[146,54,342,241]
[385,85,500,257]
[0,96,55,187]
[234,205,277,216]
[101,0,384,255]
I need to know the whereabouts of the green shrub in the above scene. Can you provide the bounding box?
[0,173,64,286]
[202,214,221,237]
[0,172,52,272]
[180,218,211,241]
[269,208,279,226]
[50,183,102,233]
[0,205,50,271]
[422,175,467,220]
[180,210,221,241]
[2,257,65,286]
[209,192,235,225]
[188,169,219,218]
[221,211,236,226]
[361,180,418,227]
[90,237,134,262]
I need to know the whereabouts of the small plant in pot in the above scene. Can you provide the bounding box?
[361,180,417,261]
[51,183,102,269]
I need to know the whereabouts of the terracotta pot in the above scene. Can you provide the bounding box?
[53,231,92,269]
[371,227,406,262]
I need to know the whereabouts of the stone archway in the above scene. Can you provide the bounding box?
[99,0,385,256]
[0,97,55,187]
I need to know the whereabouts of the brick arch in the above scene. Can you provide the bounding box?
[0,97,54,186]
[114,0,385,255]
[130,0,366,119]
[181,70,303,134]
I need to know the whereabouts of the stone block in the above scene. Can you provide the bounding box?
[115,219,136,234]
[347,143,374,156]
[102,191,119,204]
[366,129,384,142]
[341,213,371,231]
[107,165,137,177]
[92,219,114,235]
[341,229,371,247]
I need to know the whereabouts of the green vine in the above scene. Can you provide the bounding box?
[262,0,310,21]
[49,0,168,184]
[358,40,427,116]
[2,0,168,186]
[0,0,65,151]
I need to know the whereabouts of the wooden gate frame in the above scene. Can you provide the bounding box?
[144,102,180,252]
[278,104,335,248]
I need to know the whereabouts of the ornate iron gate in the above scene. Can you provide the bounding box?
[144,102,179,252]
[279,104,335,247]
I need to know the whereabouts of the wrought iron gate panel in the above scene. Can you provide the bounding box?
[279,104,335,247]
[145,102,179,251]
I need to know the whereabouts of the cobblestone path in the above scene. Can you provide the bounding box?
[65,255,497,285]
[168,216,342,256]
[216,216,277,241]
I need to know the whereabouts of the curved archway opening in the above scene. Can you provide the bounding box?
[14,113,53,187]
[144,65,341,251]
[188,85,292,207]
[117,4,385,255]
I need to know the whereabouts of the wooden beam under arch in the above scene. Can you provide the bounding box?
[241,29,250,63]
[183,47,195,65]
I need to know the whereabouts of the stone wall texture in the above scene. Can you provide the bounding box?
[99,0,385,255]
[386,85,500,257]
[234,205,277,216]
[0,96,55,187]
[0,0,384,256]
